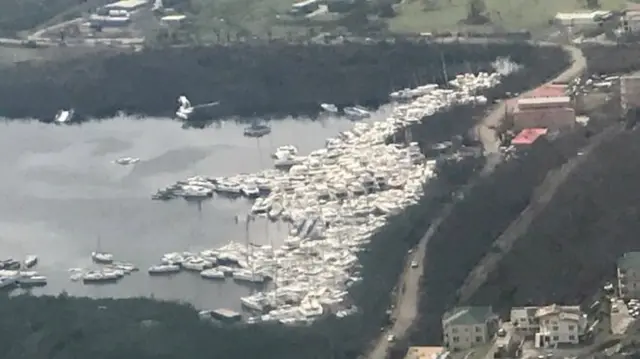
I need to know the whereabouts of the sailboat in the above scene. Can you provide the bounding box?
[91,237,114,264]
[175,95,220,121]
[243,120,271,138]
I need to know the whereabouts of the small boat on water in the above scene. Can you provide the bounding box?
[244,122,271,137]
[200,268,225,279]
[175,95,220,121]
[320,103,338,113]
[114,157,140,165]
[343,105,370,120]
[23,255,38,268]
[92,237,114,264]
[54,109,75,124]
[17,274,47,287]
[148,264,181,275]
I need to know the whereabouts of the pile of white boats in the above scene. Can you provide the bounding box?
[151,68,507,324]
[67,252,138,284]
[0,255,47,288]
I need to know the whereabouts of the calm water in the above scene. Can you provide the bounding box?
[0,113,388,311]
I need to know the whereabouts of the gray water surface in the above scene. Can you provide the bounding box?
[0,114,368,311]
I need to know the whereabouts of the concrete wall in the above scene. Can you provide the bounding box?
[621,75,640,111]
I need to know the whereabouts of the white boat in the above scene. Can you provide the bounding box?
[82,270,120,283]
[200,268,225,279]
[216,180,242,194]
[274,155,302,168]
[320,103,338,113]
[148,264,181,275]
[54,108,75,124]
[23,255,38,268]
[17,275,47,286]
[240,295,267,311]
[272,145,298,158]
[92,252,114,264]
[176,95,193,120]
[114,157,140,165]
[232,269,265,283]
[343,105,370,119]
[0,276,17,289]
[241,184,260,198]
[182,258,212,271]
[181,185,213,199]
[251,197,272,213]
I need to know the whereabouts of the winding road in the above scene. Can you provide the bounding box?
[365,43,586,359]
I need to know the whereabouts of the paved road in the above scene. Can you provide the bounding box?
[365,44,586,359]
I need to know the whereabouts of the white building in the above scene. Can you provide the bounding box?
[554,11,612,27]
[618,252,640,299]
[511,304,587,348]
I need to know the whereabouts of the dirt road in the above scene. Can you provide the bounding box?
[365,44,586,359]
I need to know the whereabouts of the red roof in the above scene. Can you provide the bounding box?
[511,128,548,145]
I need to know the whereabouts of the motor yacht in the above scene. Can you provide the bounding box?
[82,270,121,283]
[91,251,114,264]
[181,185,213,200]
[17,274,47,286]
[23,255,38,268]
[343,105,370,120]
[114,157,140,165]
[244,123,271,137]
[241,183,260,198]
[274,154,302,169]
[200,268,226,279]
[233,269,265,283]
[320,103,338,113]
[272,145,298,158]
[182,258,213,271]
[54,109,75,124]
[148,264,181,275]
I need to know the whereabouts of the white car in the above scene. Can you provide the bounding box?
[411,261,419,268]
[387,334,396,342]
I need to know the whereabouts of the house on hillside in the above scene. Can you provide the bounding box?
[511,304,587,348]
[442,306,498,351]
[618,252,640,299]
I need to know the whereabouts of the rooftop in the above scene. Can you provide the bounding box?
[511,128,548,145]
[555,11,611,21]
[517,96,571,106]
[527,84,567,98]
[161,14,186,21]
[535,304,582,318]
[404,347,446,359]
[105,0,148,9]
[619,252,640,271]
[442,306,494,326]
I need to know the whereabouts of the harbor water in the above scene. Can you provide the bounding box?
[0,113,381,311]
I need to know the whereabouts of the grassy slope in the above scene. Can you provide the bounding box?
[388,0,626,34]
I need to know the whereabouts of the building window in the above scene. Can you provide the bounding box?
[569,335,576,341]
[552,326,559,331]
[475,326,481,332]
[464,327,469,332]
[553,336,559,341]
[452,328,458,334]
[453,336,460,343]
[568,325,575,331]
[476,336,482,342]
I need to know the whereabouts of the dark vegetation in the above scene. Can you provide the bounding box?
[1,42,557,122]
[0,42,569,358]
[0,0,82,37]
[582,44,640,74]
[402,103,621,350]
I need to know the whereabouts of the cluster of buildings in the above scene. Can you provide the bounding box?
[87,0,185,30]
[504,84,577,148]
[439,304,587,352]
